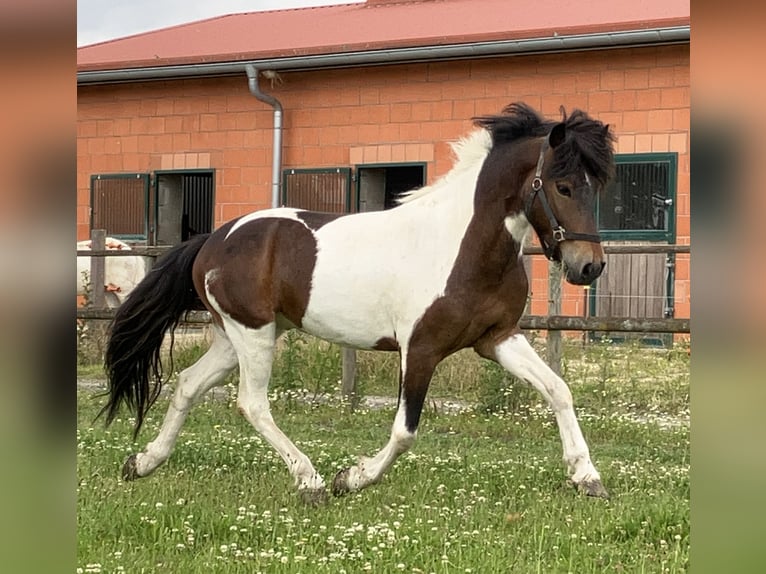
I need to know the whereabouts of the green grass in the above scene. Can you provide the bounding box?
[77,337,689,573]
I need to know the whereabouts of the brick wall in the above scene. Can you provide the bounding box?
[77,44,690,318]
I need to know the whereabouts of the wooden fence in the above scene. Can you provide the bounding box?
[78,230,690,396]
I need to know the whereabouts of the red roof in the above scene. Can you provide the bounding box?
[78,0,689,72]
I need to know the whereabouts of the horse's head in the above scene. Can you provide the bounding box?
[474,103,616,285]
[525,116,614,284]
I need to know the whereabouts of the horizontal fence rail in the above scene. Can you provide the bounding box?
[75,308,690,333]
[78,243,691,259]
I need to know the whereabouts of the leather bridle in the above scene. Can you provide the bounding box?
[523,139,602,261]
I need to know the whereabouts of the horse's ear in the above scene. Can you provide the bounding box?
[548,122,567,148]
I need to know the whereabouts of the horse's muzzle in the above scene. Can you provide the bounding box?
[565,259,605,285]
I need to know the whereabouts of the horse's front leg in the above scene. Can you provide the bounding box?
[332,347,437,496]
[479,331,608,498]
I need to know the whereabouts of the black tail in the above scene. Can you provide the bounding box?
[99,233,210,439]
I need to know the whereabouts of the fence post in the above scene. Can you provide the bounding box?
[90,229,107,309]
[341,347,358,411]
[547,261,562,375]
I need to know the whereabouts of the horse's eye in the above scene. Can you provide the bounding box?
[556,183,572,197]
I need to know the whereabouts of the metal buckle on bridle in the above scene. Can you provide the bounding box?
[531,177,543,191]
[552,227,566,243]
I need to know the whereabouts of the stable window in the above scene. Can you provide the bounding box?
[89,170,215,245]
[154,170,215,245]
[598,153,677,242]
[90,173,150,240]
[282,168,352,213]
[355,163,426,212]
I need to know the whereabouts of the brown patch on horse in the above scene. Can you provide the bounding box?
[192,217,319,330]
[373,337,400,351]
[399,139,541,430]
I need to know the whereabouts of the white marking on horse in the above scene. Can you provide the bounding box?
[494,333,602,486]
[225,207,305,240]
[504,213,531,248]
[206,288,326,493]
[301,131,489,349]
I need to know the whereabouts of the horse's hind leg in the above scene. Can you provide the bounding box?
[123,326,237,480]
[483,332,607,498]
[224,320,328,505]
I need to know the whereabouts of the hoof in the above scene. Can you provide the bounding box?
[298,488,329,507]
[122,454,141,481]
[332,468,352,497]
[571,478,609,499]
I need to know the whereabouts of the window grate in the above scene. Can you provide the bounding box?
[282,168,351,213]
[90,173,149,239]
[599,153,677,242]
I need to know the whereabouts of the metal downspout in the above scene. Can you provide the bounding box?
[246,64,283,209]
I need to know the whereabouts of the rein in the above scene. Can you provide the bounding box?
[523,139,602,261]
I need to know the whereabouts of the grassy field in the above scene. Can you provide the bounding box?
[77,334,689,573]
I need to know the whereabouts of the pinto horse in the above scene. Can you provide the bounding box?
[102,102,615,503]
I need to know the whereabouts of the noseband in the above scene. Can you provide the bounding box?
[523,139,602,261]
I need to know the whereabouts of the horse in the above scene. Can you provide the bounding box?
[101,102,615,504]
[77,237,148,308]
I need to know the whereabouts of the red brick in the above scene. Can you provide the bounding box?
[379,123,401,142]
[675,256,690,280]
[139,99,157,116]
[674,65,690,87]
[648,67,675,88]
[600,69,625,90]
[87,138,104,155]
[624,68,649,89]
[676,215,690,237]
[234,112,258,131]
[223,168,242,186]
[171,132,191,150]
[366,104,390,125]
[621,110,648,132]
[411,102,432,121]
[647,109,674,132]
[611,90,636,111]
[588,91,612,113]
[400,123,423,142]
[576,72,601,92]
[552,74,577,94]
[79,121,98,138]
[672,109,690,135]
[660,87,689,109]
[337,125,357,144]
[199,114,218,132]
[182,115,200,132]
[359,87,380,105]
[635,89,662,110]
[120,136,138,153]
[217,115,238,131]
[390,103,412,122]
[358,124,381,143]
[452,100,475,121]
[321,146,346,165]
[340,88,360,106]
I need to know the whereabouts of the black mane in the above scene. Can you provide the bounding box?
[473,102,616,187]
